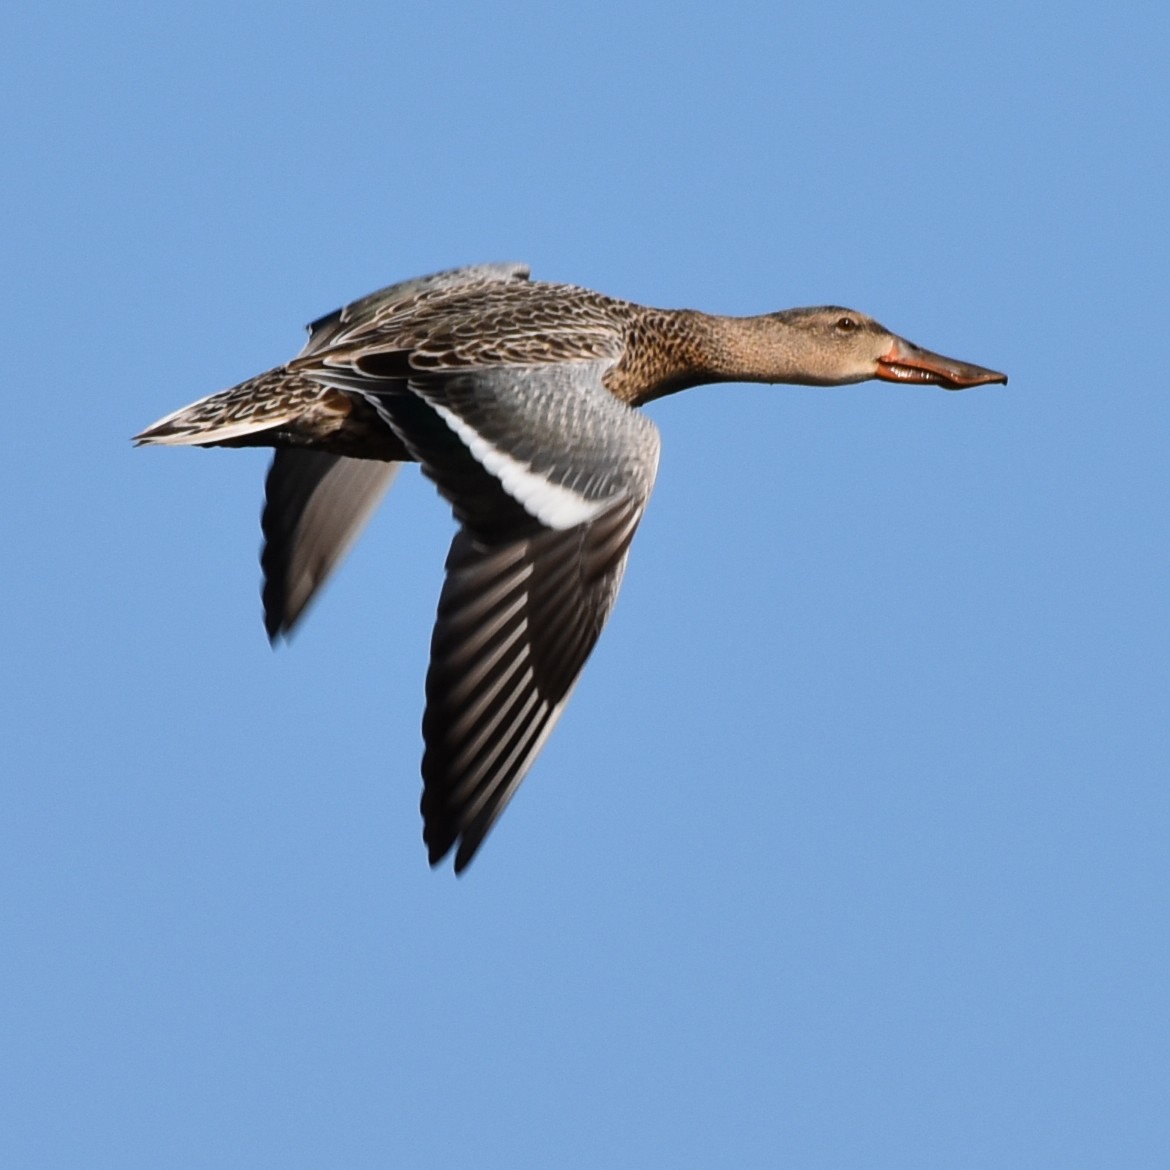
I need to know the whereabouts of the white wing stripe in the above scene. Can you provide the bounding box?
[428,402,610,530]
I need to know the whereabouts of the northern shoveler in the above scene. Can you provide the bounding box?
[136,263,1006,871]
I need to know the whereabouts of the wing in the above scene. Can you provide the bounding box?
[297,263,531,358]
[422,495,645,871]
[361,361,661,871]
[261,450,400,640]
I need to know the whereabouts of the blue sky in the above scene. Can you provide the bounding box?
[3,2,1168,1166]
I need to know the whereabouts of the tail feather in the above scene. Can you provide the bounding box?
[134,367,318,447]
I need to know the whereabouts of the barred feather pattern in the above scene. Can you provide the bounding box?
[422,496,644,872]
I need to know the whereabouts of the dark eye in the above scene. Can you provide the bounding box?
[836,316,858,332]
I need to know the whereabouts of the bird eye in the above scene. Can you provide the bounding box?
[836,316,857,332]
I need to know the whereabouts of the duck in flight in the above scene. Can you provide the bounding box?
[135,263,1007,872]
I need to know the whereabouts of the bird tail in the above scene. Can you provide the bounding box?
[133,366,311,447]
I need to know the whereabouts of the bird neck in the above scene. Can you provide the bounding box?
[621,308,837,405]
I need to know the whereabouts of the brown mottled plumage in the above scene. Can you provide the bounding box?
[136,263,1006,872]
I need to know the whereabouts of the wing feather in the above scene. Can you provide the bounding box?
[261,451,399,639]
[421,493,646,872]
[294,349,661,871]
[298,263,531,357]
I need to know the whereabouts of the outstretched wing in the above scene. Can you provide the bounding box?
[261,451,400,640]
[422,494,645,871]
[353,360,661,871]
